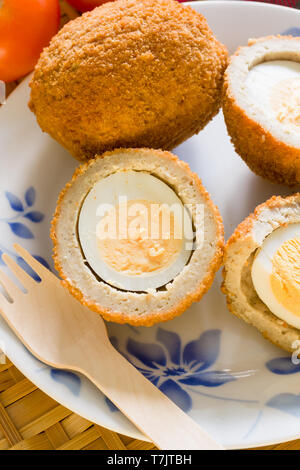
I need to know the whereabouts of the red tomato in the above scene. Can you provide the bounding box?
[66,0,112,13]
[0,0,60,82]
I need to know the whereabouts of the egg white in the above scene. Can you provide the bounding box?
[245,60,300,129]
[78,171,194,292]
[251,223,300,329]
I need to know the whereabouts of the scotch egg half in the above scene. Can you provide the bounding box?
[51,149,224,326]
[223,36,300,185]
[223,193,300,352]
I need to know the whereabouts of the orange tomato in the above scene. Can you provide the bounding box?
[66,0,112,13]
[0,0,60,82]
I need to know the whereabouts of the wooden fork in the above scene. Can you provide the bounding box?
[0,244,224,450]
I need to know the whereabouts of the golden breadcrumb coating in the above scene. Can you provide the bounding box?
[51,148,224,326]
[29,0,228,161]
[222,194,300,353]
[223,36,300,186]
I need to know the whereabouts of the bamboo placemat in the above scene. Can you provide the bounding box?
[0,357,299,450]
[1,0,299,451]
[0,358,157,450]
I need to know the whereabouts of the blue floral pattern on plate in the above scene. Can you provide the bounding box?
[265,355,300,418]
[2,187,44,239]
[266,356,300,375]
[266,394,300,418]
[108,328,236,413]
[0,187,50,280]
[50,369,81,396]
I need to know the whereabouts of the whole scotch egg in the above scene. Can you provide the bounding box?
[223,36,300,186]
[51,149,224,326]
[29,0,228,161]
[222,194,300,352]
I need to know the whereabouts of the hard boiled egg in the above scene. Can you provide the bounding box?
[245,60,300,133]
[78,171,193,292]
[251,223,300,329]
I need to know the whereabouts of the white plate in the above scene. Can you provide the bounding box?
[0,1,300,450]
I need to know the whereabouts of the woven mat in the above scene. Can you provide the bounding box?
[1,358,300,450]
[0,358,157,450]
[1,0,299,452]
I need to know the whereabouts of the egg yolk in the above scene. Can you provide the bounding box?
[271,78,300,131]
[270,237,300,317]
[97,199,183,275]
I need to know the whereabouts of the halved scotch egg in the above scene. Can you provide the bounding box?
[222,194,300,352]
[51,149,224,326]
[223,36,300,186]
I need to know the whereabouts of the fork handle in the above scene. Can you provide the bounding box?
[81,345,224,450]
